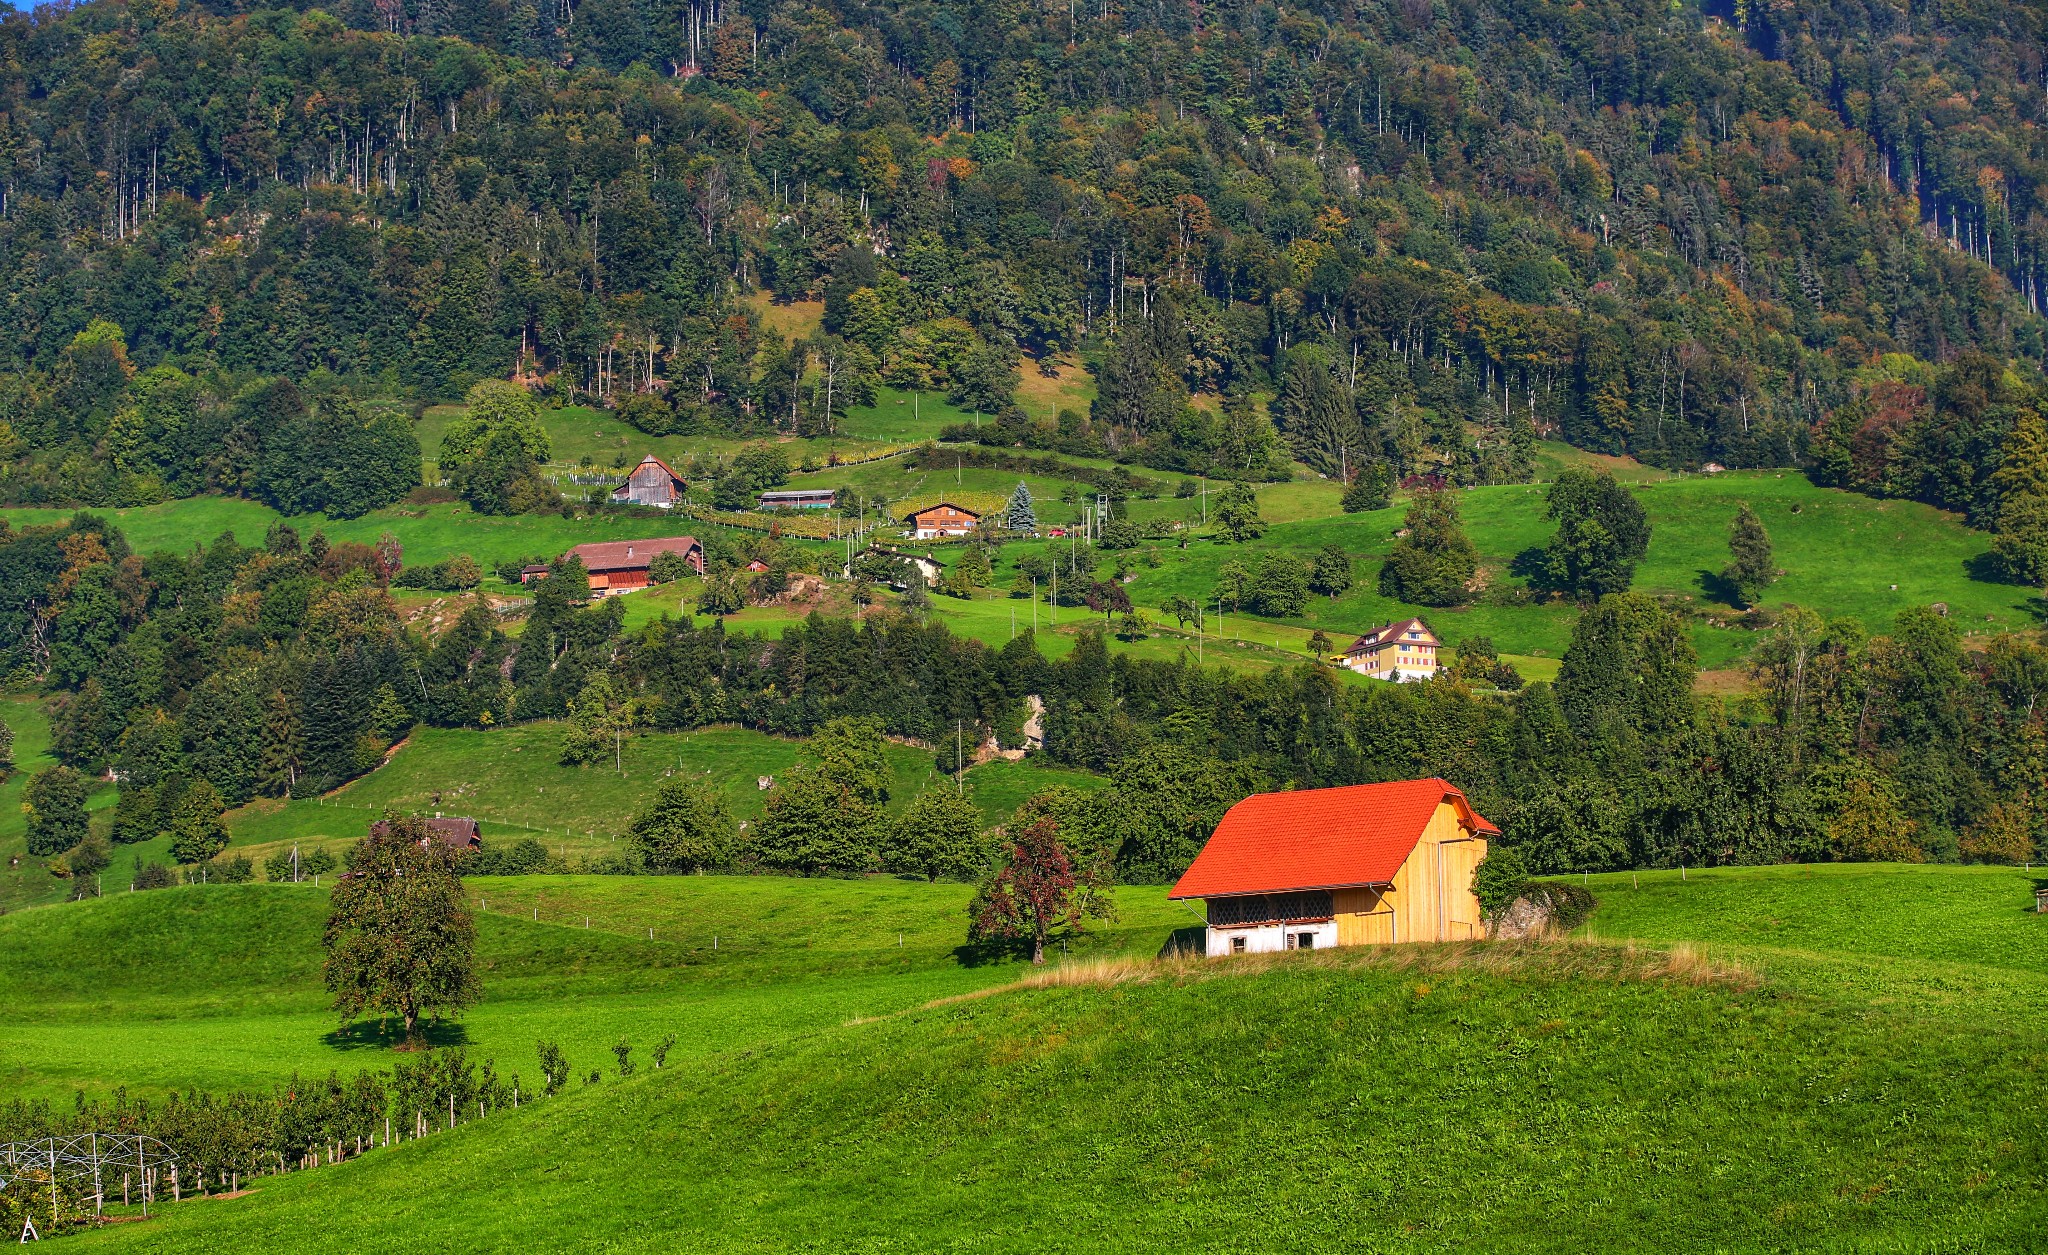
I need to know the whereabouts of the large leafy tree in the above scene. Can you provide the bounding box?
[168,778,230,865]
[628,779,738,873]
[439,380,552,471]
[323,814,481,1044]
[22,765,88,856]
[881,785,987,881]
[1212,480,1266,542]
[1379,487,1478,606]
[1542,469,1650,599]
[753,716,892,874]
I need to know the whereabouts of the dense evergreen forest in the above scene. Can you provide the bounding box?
[0,0,2037,502]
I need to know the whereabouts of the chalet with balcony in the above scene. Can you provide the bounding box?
[904,501,981,539]
[1340,618,1442,681]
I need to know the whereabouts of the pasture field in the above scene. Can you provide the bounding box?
[0,438,2020,677]
[1090,468,2024,669]
[220,722,1082,866]
[0,697,131,915]
[0,877,1188,1100]
[2,863,2034,1252]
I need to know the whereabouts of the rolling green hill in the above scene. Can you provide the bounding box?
[2,864,2039,1252]
[0,878,1189,1101]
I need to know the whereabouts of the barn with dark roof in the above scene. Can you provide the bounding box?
[1169,778,1496,956]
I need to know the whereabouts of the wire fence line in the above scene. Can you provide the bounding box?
[309,797,621,843]
[460,892,1180,960]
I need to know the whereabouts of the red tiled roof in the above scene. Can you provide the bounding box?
[1168,778,1497,900]
[564,535,700,572]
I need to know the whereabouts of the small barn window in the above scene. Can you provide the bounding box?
[1296,933,1316,950]
[1230,936,1247,954]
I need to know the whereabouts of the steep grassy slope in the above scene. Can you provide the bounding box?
[220,723,1098,865]
[9,864,2044,1252]
[1127,471,2023,668]
[221,722,952,859]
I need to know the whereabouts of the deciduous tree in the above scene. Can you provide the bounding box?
[323,814,481,1044]
[627,778,738,872]
[881,785,987,881]
[967,815,1114,963]
[23,765,88,856]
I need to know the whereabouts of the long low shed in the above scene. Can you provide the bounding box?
[1169,779,1496,956]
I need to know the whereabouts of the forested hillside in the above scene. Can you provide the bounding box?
[0,0,2037,508]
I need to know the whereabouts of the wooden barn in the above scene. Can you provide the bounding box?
[904,501,981,539]
[758,488,837,510]
[610,455,688,508]
[1169,779,1495,956]
[562,536,703,596]
[370,815,482,852]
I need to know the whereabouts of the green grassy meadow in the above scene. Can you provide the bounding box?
[0,862,2034,1252]
[218,723,1090,867]
[1110,467,2026,669]
[0,410,2023,678]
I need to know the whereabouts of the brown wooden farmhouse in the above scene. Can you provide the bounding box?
[563,536,703,596]
[369,815,483,852]
[904,501,981,539]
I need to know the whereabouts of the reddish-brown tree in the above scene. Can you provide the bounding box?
[967,817,1114,964]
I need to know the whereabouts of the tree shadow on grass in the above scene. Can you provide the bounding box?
[1156,925,1206,960]
[1697,568,1742,608]
[323,1018,471,1052]
[952,937,1030,968]
[1509,547,1549,583]
[1963,551,2013,585]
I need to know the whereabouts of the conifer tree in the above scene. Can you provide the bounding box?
[1722,503,1776,607]
[1340,462,1393,513]
[1003,481,1037,532]
[257,689,303,797]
